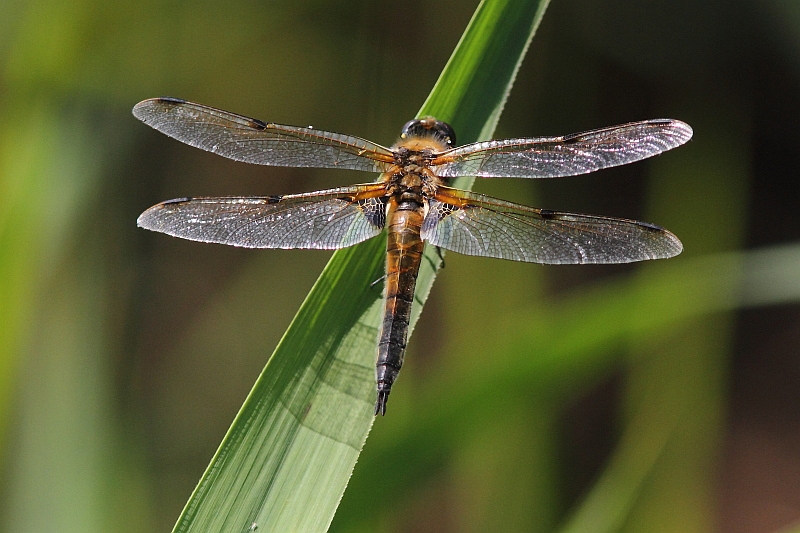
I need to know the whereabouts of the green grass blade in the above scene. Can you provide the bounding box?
[170,1,550,532]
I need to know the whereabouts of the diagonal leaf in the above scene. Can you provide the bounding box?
[169,0,550,532]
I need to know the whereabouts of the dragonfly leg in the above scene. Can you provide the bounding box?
[435,246,446,269]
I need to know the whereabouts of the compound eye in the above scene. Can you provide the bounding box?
[436,122,456,147]
[400,119,422,139]
[399,118,457,147]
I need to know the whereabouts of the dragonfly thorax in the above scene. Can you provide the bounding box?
[391,146,436,166]
[383,155,442,202]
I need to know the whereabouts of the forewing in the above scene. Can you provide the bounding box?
[422,187,682,264]
[433,119,693,178]
[132,98,395,172]
[138,184,388,249]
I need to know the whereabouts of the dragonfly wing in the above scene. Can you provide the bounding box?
[421,187,682,264]
[434,119,693,178]
[138,184,388,249]
[133,98,395,172]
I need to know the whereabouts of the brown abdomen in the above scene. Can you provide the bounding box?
[375,198,425,415]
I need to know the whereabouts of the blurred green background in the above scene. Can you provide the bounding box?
[2,0,800,532]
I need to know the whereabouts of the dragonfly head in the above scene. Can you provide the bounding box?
[400,117,456,148]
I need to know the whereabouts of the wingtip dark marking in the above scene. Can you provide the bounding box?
[649,118,694,137]
[160,197,192,205]
[637,220,665,232]
[250,118,268,130]
[265,195,283,203]
[157,96,187,105]
[561,132,583,143]
[540,209,556,219]
[133,97,186,118]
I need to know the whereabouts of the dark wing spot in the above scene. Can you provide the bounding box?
[539,209,556,219]
[250,118,268,130]
[161,197,192,205]
[158,96,186,104]
[265,195,283,203]
[560,132,583,143]
[636,220,665,232]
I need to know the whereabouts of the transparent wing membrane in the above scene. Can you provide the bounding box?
[137,185,388,249]
[421,187,682,264]
[434,119,693,178]
[133,98,395,172]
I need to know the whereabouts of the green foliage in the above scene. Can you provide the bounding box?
[2,1,799,533]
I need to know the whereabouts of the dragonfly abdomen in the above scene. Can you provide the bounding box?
[375,198,425,415]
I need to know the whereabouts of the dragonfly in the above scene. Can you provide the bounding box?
[133,97,692,415]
